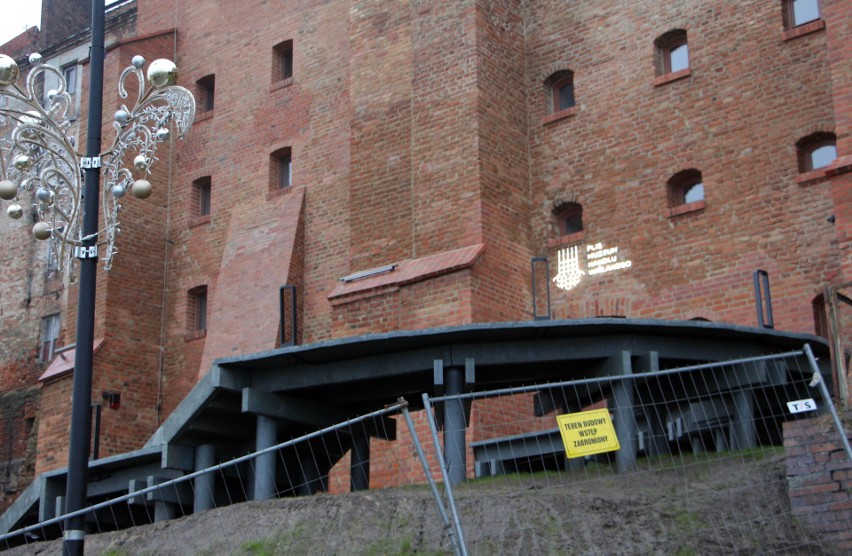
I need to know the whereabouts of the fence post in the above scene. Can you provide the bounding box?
[423,393,469,556]
[804,343,852,463]
[400,402,464,556]
[613,351,637,473]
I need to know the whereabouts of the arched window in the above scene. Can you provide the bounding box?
[273,40,294,83]
[668,169,704,207]
[554,202,583,237]
[545,70,575,114]
[655,30,689,76]
[797,132,837,173]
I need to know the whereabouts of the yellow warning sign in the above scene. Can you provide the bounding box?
[556,408,620,458]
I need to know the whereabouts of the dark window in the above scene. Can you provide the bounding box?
[554,202,583,236]
[545,71,575,114]
[271,147,292,190]
[553,76,575,112]
[189,286,208,332]
[39,313,60,363]
[655,30,689,76]
[785,0,821,28]
[193,176,212,216]
[812,294,827,338]
[668,169,704,207]
[797,133,837,172]
[197,75,215,112]
[274,40,294,82]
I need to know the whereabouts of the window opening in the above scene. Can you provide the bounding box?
[197,75,215,112]
[788,0,820,28]
[39,314,60,363]
[798,133,837,173]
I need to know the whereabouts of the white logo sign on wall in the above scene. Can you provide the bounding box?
[552,242,632,291]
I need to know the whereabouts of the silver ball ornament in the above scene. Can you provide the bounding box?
[6,204,23,219]
[132,179,153,199]
[112,184,126,198]
[146,59,178,88]
[156,128,170,142]
[0,54,19,86]
[0,179,17,200]
[36,187,54,205]
[13,154,33,171]
[28,53,42,65]
[32,222,51,240]
[132,55,145,69]
[134,154,148,171]
[114,110,129,125]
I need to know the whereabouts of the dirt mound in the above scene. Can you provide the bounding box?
[5,453,837,555]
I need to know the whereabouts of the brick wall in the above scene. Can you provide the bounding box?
[783,415,852,550]
[40,0,91,49]
[6,0,852,509]
[527,0,839,328]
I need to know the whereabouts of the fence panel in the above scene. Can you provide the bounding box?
[423,347,852,554]
[0,400,459,555]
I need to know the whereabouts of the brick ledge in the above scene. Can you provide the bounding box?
[541,107,576,126]
[328,244,485,305]
[782,19,825,41]
[654,68,691,87]
[667,199,705,218]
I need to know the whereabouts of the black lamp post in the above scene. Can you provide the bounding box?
[61,1,105,553]
[0,2,194,553]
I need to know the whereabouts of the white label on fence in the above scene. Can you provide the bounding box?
[787,399,817,414]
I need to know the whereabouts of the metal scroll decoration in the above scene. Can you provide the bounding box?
[0,52,195,278]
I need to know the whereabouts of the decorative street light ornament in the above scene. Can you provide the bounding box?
[0,53,195,276]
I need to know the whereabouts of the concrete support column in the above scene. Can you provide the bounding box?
[154,499,177,522]
[444,365,467,485]
[254,415,277,500]
[714,429,728,452]
[350,431,370,492]
[637,352,667,457]
[730,390,756,451]
[193,444,216,513]
[612,351,637,473]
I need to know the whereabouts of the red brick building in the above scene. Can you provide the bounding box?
[1,0,851,514]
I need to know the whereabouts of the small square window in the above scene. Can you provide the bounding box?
[545,70,575,115]
[273,40,294,83]
[668,169,704,208]
[555,203,583,236]
[197,75,215,112]
[786,0,821,28]
[193,177,212,217]
[39,314,61,363]
[797,133,837,173]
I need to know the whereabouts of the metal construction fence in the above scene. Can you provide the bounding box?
[423,345,852,555]
[2,345,852,555]
[0,401,463,555]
